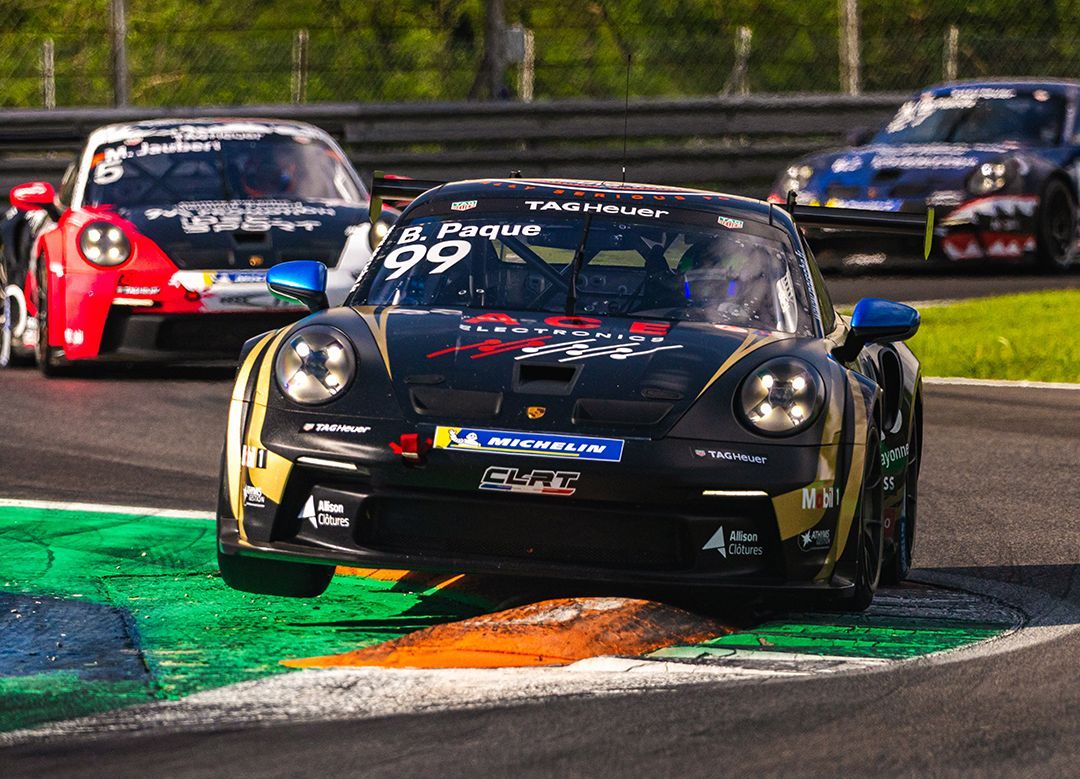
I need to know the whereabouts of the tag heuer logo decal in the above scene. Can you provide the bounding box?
[451,200,478,211]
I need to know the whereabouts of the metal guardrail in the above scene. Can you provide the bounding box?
[0,93,907,200]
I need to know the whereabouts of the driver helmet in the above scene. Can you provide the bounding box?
[239,143,298,197]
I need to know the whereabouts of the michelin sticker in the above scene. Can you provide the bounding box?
[434,426,624,462]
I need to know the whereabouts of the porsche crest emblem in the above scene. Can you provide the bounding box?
[527,406,546,420]
[249,255,264,267]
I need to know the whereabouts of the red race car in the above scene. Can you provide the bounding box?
[0,118,388,374]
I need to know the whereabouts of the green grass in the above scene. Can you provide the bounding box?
[905,289,1080,383]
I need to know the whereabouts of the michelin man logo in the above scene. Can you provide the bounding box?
[448,430,483,448]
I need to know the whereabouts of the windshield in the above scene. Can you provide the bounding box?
[84,129,364,207]
[876,87,1066,145]
[353,206,814,335]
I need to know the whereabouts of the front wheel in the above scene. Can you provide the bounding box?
[0,289,11,368]
[882,418,920,584]
[34,255,67,377]
[1036,178,1077,272]
[832,427,885,612]
[218,549,335,598]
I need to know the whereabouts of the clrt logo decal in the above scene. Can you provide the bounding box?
[479,467,580,496]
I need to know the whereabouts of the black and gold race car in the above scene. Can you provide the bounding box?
[217,177,930,610]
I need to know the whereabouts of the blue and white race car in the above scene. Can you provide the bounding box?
[772,80,1080,271]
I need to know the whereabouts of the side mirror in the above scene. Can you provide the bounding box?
[834,298,920,361]
[10,181,59,217]
[845,126,875,146]
[266,261,329,312]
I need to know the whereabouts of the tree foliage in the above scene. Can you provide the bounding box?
[0,0,1075,106]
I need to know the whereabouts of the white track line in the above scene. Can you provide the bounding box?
[924,376,1080,390]
[0,497,213,520]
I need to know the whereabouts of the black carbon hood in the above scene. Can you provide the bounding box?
[269,306,821,441]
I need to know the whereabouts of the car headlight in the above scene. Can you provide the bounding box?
[275,326,356,404]
[780,164,815,196]
[368,220,389,251]
[79,221,131,266]
[967,160,1014,196]
[738,357,825,436]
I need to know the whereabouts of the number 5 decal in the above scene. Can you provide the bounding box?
[382,239,471,280]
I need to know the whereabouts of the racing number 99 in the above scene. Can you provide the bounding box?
[382,240,471,280]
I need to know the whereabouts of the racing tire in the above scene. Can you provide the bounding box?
[0,289,11,368]
[831,426,885,612]
[34,255,67,377]
[1036,178,1077,272]
[217,550,335,598]
[1,286,34,368]
[881,413,920,585]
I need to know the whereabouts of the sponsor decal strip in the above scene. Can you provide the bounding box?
[239,329,295,542]
[434,426,624,462]
[826,372,869,568]
[226,332,275,524]
[353,305,396,379]
[694,332,784,401]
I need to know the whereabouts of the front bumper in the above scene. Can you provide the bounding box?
[805,194,1041,269]
[54,265,308,361]
[94,309,300,361]
[221,428,856,592]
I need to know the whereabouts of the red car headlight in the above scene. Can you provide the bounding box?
[78,221,131,267]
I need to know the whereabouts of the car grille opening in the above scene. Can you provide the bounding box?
[360,496,688,570]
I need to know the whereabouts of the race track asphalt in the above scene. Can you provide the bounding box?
[1,362,1078,775]
[824,268,1080,304]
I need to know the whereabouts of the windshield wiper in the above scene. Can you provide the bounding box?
[565,214,592,316]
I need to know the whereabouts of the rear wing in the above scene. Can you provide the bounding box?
[370,176,936,260]
[369,173,447,221]
[784,196,935,260]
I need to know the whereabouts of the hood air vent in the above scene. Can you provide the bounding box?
[572,398,672,426]
[410,386,502,419]
[513,362,581,395]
